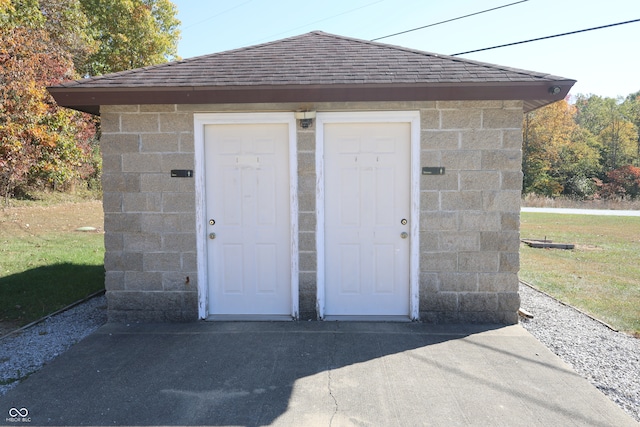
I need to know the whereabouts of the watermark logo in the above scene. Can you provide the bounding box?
[6,408,30,423]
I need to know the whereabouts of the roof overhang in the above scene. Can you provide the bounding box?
[48,80,575,115]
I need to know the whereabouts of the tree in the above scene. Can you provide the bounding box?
[523,99,599,197]
[79,0,181,75]
[1,0,95,67]
[598,165,640,199]
[574,94,611,136]
[39,0,97,71]
[557,126,601,197]
[622,91,640,166]
[0,0,44,29]
[1,0,180,200]
[523,101,570,196]
[598,120,638,171]
[0,5,96,200]
[575,94,639,173]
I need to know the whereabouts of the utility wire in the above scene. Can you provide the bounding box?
[371,0,529,41]
[451,18,640,56]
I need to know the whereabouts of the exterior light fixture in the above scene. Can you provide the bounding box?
[548,86,561,95]
[294,111,316,128]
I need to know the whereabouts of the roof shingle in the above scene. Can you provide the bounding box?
[48,31,575,114]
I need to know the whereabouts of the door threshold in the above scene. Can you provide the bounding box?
[323,315,411,322]
[206,314,293,321]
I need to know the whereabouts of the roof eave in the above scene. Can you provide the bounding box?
[48,80,576,115]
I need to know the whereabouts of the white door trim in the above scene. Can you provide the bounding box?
[315,111,420,320]
[194,112,299,320]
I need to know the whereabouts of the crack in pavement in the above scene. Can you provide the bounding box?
[328,328,339,426]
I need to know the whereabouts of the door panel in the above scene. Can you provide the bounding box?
[324,122,410,316]
[205,123,291,316]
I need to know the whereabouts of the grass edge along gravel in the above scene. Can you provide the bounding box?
[0,197,105,327]
[519,212,640,336]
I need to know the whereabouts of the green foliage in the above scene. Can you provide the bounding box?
[39,0,97,71]
[574,94,639,172]
[524,93,640,199]
[79,0,181,75]
[0,0,45,29]
[0,0,179,200]
[575,94,611,136]
[0,24,96,200]
[523,99,601,197]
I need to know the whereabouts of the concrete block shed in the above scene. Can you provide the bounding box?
[48,31,575,323]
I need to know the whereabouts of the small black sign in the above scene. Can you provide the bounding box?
[422,167,445,175]
[171,169,194,178]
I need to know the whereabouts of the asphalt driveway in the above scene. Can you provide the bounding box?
[1,322,636,426]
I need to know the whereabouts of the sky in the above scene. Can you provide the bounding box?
[171,0,640,99]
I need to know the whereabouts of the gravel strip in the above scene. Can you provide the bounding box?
[1,288,638,423]
[519,282,640,422]
[0,295,107,396]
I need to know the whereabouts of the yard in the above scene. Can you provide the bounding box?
[0,197,105,334]
[519,212,640,336]
[1,199,638,336]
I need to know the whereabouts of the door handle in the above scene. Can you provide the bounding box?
[400,232,408,239]
[209,232,216,240]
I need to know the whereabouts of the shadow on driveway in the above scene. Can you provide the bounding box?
[1,322,636,426]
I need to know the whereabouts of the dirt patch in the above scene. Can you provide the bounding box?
[575,244,604,251]
[0,200,104,238]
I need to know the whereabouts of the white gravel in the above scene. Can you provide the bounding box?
[519,282,640,422]
[0,295,107,396]
[1,288,638,423]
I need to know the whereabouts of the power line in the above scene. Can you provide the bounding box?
[451,18,640,56]
[371,0,529,41]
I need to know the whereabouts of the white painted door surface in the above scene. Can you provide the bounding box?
[204,124,291,316]
[324,122,411,316]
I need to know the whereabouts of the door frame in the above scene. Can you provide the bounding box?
[194,113,299,320]
[315,111,420,320]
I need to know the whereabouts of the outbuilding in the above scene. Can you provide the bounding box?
[49,31,575,323]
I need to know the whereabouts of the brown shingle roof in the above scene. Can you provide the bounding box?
[49,31,575,114]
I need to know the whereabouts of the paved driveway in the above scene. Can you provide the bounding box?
[1,322,636,426]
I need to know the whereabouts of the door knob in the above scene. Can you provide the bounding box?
[209,232,216,240]
[400,232,408,239]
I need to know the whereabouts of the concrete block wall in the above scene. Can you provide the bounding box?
[100,101,522,323]
[296,121,318,320]
[418,101,522,324]
[101,105,198,322]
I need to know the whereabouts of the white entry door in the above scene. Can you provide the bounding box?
[204,123,291,317]
[324,122,411,317]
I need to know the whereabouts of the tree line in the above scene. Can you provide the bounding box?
[2,1,639,202]
[523,92,640,200]
[0,0,180,201]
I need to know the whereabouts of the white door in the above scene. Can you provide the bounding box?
[324,122,411,317]
[204,123,291,317]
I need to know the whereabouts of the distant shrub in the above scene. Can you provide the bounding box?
[598,165,640,199]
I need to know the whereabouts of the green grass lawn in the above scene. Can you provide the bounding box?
[0,201,104,326]
[520,213,640,336]
[2,198,638,336]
